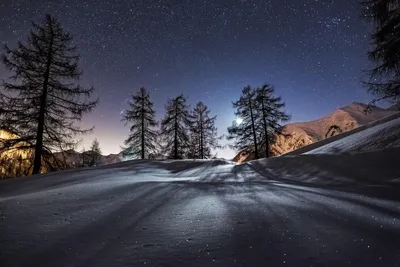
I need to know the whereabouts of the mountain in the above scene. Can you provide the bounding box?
[233,102,398,163]
[388,102,400,111]
[54,150,123,168]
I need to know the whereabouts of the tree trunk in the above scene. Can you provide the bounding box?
[200,112,204,159]
[261,102,270,158]
[32,25,54,175]
[174,107,178,159]
[141,95,145,159]
[249,99,259,159]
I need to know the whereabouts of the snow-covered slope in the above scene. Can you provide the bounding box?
[1,151,400,267]
[2,119,400,267]
[233,102,397,162]
[2,109,400,192]
[248,147,400,185]
[305,116,400,155]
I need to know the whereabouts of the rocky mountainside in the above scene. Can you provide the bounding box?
[233,102,398,163]
[388,102,400,111]
[54,150,123,168]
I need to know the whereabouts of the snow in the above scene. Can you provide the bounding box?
[250,147,400,185]
[286,111,400,155]
[1,116,400,266]
[305,117,400,155]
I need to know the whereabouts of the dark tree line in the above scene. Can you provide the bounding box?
[362,0,400,105]
[0,14,291,179]
[122,91,222,160]
[227,84,290,159]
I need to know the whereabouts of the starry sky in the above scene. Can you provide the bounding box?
[0,0,375,159]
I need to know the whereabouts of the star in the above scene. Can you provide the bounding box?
[0,0,372,159]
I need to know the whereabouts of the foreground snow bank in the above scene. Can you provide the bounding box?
[1,148,399,200]
[286,112,400,155]
[305,117,400,155]
[250,147,400,185]
[0,159,233,197]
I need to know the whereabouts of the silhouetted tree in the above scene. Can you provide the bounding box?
[80,147,86,167]
[362,0,400,104]
[0,14,97,175]
[189,102,221,159]
[121,87,158,159]
[160,95,191,159]
[227,86,260,159]
[89,139,101,166]
[255,84,290,158]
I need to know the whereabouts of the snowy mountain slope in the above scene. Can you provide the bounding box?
[1,154,400,267]
[233,102,397,162]
[388,102,400,111]
[305,116,400,155]
[2,111,400,197]
[285,111,400,155]
[249,147,400,185]
[2,115,400,266]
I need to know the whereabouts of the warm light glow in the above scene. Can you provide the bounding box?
[235,117,243,125]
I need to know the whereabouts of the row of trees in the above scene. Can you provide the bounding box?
[227,85,290,159]
[120,85,290,161]
[121,88,221,160]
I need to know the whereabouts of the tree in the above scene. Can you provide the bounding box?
[0,14,97,175]
[255,84,290,158]
[227,86,260,159]
[160,95,191,159]
[362,0,400,104]
[89,139,101,166]
[121,87,158,159]
[189,102,221,159]
[80,147,87,167]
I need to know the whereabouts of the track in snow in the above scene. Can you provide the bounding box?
[1,161,400,267]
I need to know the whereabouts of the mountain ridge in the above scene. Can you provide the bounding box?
[233,102,398,163]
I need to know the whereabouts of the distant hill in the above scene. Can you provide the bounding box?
[54,150,123,168]
[387,102,400,111]
[233,102,398,163]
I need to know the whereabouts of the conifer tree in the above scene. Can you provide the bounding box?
[160,95,191,159]
[227,86,260,159]
[186,132,201,159]
[189,102,221,159]
[80,147,86,167]
[121,87,158,159]
[0,14,97,175]
[362,0,400,103]
[255,84,290,158]
[89,139,101,166]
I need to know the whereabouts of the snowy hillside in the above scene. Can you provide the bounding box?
[2,110,400,267]
[305,116,400,155]
[2,129,400,267]
[2,113,400,194]
[286,111,400,155]
[234,102,397,162]
[2,156,400,267]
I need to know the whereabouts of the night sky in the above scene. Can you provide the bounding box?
[0,0,374,159]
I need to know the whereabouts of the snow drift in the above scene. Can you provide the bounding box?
[1,112,400,267]
[234,102,397,162]
[283,112,400,156]
[2,109,400,197]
